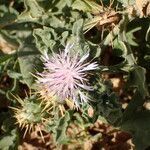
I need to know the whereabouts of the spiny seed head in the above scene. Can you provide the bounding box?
[10,96,46,138]
[36,43,98,108]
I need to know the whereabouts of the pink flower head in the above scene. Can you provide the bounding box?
[37,43,98,107]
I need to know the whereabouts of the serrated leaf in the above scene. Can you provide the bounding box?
[70,19,92,56]
[33,27,58,54]
[55,110,73,144]
[18,41,41,87]
[18,0,44,23]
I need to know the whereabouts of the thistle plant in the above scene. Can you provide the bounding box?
[1,0,150,149]
[36,43,98,108]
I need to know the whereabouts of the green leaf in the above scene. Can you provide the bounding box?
[72,0,102,13]
[121,111,150,150]
[72,19,84,38]
[113,38,127,56]
[126,27,141,46]
[69,19,93,56]
[144,55,150,62]
[18,0,44,23]
[0,54,13,64]
[0,5,18,28]
[55,110,73,144]
[33,27,58,54]
[122,66,148,127]
[97,91,123,126]
[127,66,148,96]
[61,31,69,46]
[74,112,85,125]
[122,91,144,122]
[88,41,101,58]
[0,129,19,150]
[54,0,72,11]
[102,25,120,47]
[18,41,41,87]
[7,70,22,79]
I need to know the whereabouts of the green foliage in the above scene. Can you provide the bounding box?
[55,111,72,143]
[0,129,19,150]
[121,106,150,150]
[45,109,73,144]
[18,39,41,87]
[33,27,59,54]
[0,5,18,28]
[72,0,102,13]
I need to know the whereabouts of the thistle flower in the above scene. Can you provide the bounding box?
[36,43,98,108]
